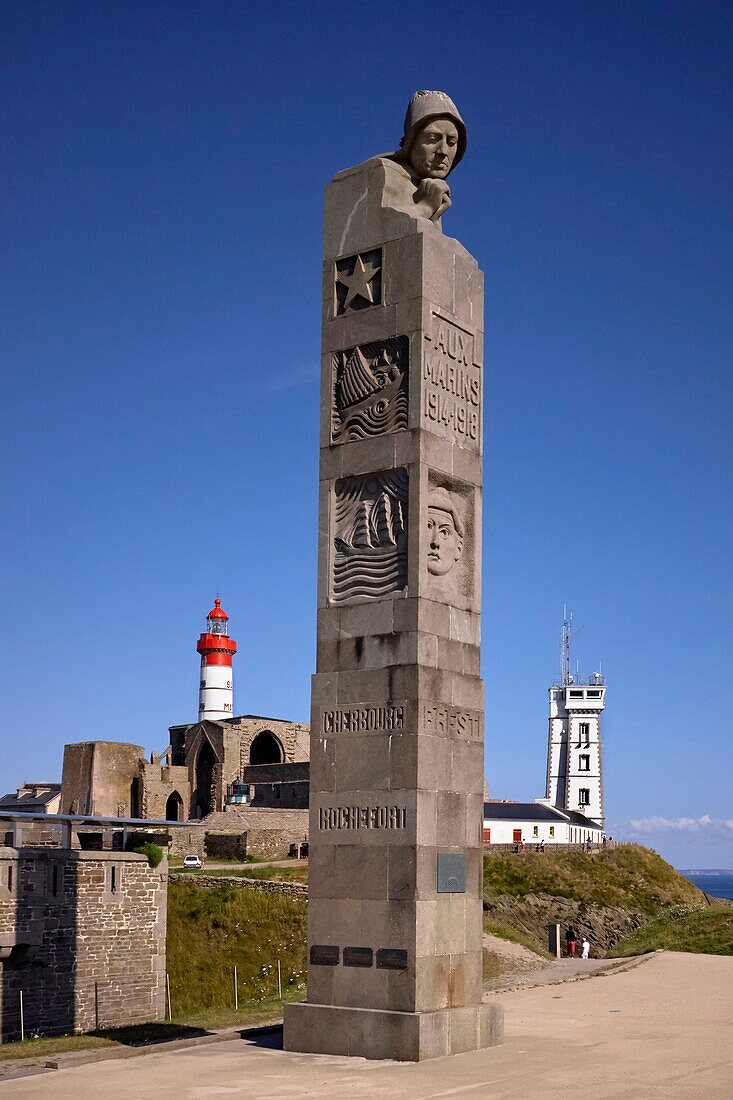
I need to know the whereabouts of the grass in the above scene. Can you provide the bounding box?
[483,845,704,915]
[166,880,307,1016]
[611,904,733,957]
[0,1023,208,1063]
[0,1004,296,1064]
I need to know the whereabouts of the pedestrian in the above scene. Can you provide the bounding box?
[582,938,590,959]
[540,839,545,853]
[565,926,578,957]
[602,834,607,848]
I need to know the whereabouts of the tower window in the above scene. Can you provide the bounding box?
[587,690,601,698]
[579,789,590,806]
[579,755,590,771]
[569,690,584,698]
[578,722,590,745]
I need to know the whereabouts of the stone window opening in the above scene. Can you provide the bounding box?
[578,722,590,746]
[549,826,555,837]
[7,865,13,892]
[579,788,590,806]
[579,754,590,771]
[532,826,539,837]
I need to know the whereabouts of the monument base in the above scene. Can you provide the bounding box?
[283,1001,504,1062]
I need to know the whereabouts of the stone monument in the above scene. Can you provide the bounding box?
[284,90,503,1061]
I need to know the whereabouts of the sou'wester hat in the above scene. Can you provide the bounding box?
[398,90,467,172]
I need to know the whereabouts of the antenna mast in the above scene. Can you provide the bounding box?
[560,606,572,686]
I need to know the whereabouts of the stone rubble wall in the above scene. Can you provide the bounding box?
[169,873,307,899]
[0,847,166,1042]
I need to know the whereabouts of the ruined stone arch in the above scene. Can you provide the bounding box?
[165,790,184,822]
[192,738,216,818]
[249,729,284,765]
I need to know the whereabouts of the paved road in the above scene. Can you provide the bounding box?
[1,952,731,1098]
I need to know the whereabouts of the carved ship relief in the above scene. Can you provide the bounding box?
[331,337,409,443]
[331,469,408,603]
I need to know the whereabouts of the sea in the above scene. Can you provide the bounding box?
[679,870,733,901]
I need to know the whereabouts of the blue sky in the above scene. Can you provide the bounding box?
[2,1,731,867]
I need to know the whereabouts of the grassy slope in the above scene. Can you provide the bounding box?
[483,845,703,915]
[612,904,733,956]
[166,881,307,1016]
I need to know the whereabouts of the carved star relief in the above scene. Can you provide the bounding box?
[338,253,381,312]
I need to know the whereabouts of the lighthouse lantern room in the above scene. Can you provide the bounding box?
[196,598,237,721]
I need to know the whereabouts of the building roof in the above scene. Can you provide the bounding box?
[483,800,602,829]
[0,788,61,811]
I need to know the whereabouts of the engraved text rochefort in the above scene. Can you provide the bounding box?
[318,805,407,830]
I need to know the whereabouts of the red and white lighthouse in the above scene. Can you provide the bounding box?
[196,598,237,721]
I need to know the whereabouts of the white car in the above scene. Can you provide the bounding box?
[183,855,203,869]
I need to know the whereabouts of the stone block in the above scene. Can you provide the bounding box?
[283,1002,350,1056]
[414,952,451,1011]
[332,964,389,1011]
[308,897,362,946]
[308,841,335,899]
[449,950,483,1007]
[382,234,424,305]
[335,734,391,791]
[479,1002,505,1048]
[449,607,481,645]
[450,740,484,795]
[339,600,394,638]
[309,737,336,794]
[333,844,388,900]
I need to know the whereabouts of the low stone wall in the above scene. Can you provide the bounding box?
[0,847,166,1042]
[485,843,610,853]
[169,873,307,899]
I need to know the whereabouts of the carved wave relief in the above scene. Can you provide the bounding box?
[331,469,408,604]
[331,337,409,444]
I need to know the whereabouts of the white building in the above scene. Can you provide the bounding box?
[483,800,603,847]
[483,613,607,846]
[543,674,606,827]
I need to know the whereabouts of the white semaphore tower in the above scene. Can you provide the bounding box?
[196,598,237,721]
[544,611,606,827]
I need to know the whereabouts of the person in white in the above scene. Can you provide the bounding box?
[581,938,590,959]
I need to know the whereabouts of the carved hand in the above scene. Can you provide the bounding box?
[414,178,452,222]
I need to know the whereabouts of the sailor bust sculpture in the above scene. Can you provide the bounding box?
[331,90,468,240]
[383,90,467,224]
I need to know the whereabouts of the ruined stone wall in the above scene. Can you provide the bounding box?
[60,742,144,817]
[0,847,166,1042]
[141,762,189,820]
[168,808,309,861]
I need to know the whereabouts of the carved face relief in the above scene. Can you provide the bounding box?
[427,505,463,576]
[409,119,460,180]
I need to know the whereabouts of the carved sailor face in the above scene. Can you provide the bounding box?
[427,506,464,576]
[409,118,460,179]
